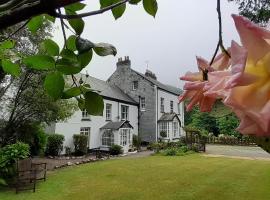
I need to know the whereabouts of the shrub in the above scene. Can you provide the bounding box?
[73,134,88,156]
[18,124,47,156]
[163,148,177,156]
[65,146,72,156]
[159,131,167,138]
[45,134,64,156]
[132,135,141,150]
[0,142,30,185]
[110,144,123,155]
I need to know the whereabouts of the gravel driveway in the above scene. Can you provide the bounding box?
[205,144,270,160]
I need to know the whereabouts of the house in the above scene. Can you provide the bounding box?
[107,56,185,143]
[48,56,184,153]
[49,75,139,153]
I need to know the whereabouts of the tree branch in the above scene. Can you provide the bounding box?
[0,0,83,30]
[54,0,130,19]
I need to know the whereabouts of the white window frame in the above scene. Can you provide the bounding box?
[106,103,112,121]
[159,122,169,138]
[80,127,90,147]
[132,81,138,90]
[140,97,146,111]
[160,98,164,113]
[170,101,174,113]
[102,130,114,147]
[82,109,90,120]
[120,129,130,146]
[173,121,178,138]
[121,105,129,120]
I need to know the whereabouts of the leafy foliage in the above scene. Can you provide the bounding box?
[230,0,270,26]
[45,134,65,156]
[73,134,88,156]
[0,142,30,185]
[110,144,123,155]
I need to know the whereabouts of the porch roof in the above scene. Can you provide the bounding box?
[158,113,180,122]
[100,120,133,130]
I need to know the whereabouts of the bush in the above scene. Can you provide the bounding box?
[0,142,30,185]
[73,134,88,156]
[45,134,64,156]
[159,131,167,138]
[132,135,141,150]
[163,148,177,156]
[110,144,123,155]
[18,124,47,156]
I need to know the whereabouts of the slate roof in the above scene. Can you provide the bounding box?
[78,74,137,105]
[158,113,180,122]
[100,120,133,130]
[132,70,182,96]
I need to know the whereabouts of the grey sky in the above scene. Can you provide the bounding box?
[53,0,240,88]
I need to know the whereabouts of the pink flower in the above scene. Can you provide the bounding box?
[206,15,270,136]
[179,53,230,112]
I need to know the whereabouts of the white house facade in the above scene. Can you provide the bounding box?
[47,56,185,153]
[48,76,139,153]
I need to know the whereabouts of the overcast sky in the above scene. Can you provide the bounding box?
[53,0,240,88]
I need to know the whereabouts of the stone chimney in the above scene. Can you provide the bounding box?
[116,56,131,69]
[145,69,157,80]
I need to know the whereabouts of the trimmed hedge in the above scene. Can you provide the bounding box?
[45,134,64,156]
[110,144,123,155]
[73,134,88,156]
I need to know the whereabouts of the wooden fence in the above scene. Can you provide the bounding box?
[206,137,256,146]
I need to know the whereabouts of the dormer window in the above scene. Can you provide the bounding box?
[82,109,90,121]
[132,81,138,90]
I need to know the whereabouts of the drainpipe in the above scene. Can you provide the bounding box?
[155,86,158,142]
[138,96,141,139]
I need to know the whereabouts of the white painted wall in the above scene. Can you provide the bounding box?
[157,89,185,137]
[54,99,138,153]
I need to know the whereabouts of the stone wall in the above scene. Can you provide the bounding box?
[107,57,157,142]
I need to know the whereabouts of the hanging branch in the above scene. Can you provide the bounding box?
[58,8,67,48]
[54,0,130,19]
[209,0,231,66]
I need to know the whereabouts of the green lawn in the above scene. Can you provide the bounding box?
[1,154,270,200]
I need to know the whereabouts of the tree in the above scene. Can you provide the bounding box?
[0,0,159,117]
[230,0,270,26]
[217,114,241,137]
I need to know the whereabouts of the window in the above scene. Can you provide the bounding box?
[132,81,138,90]
[178,103,181,114]
[82,109,90,120]
[80,127,90,147]
[160,98,164,113]
[121,105,129,120]
[106,104,112,121]
[140,97,146,111]
[102,130,114,146]
[173,121,178,137]
[170,101,174,113]
[159,122,169,137]
[120,129,130,146]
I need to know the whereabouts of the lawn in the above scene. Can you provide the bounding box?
[1,154,270,200]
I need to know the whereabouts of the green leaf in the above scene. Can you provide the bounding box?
[2,59,20,77]
[56,58,81,75]
[112,0,126,19]
[78,50,93,68]
[42,39,59,56]
[66,10,84,35]
[27,15,43,33]
[60,49,77,62]
[0,40,15,49]
[100,0,113,8]
[76,37,95,54]
[143,0,158,17]
[80,85,93,94]
[44,14,56,23]
[44,72,65,100]
[93,43,117,56]
[77,98,85,110]
[23,55,55,70]
[67,35,77,51]
[62,87,81,99]
[84,91,104,116]
[65,2,86,12]
[129,0,142,4]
